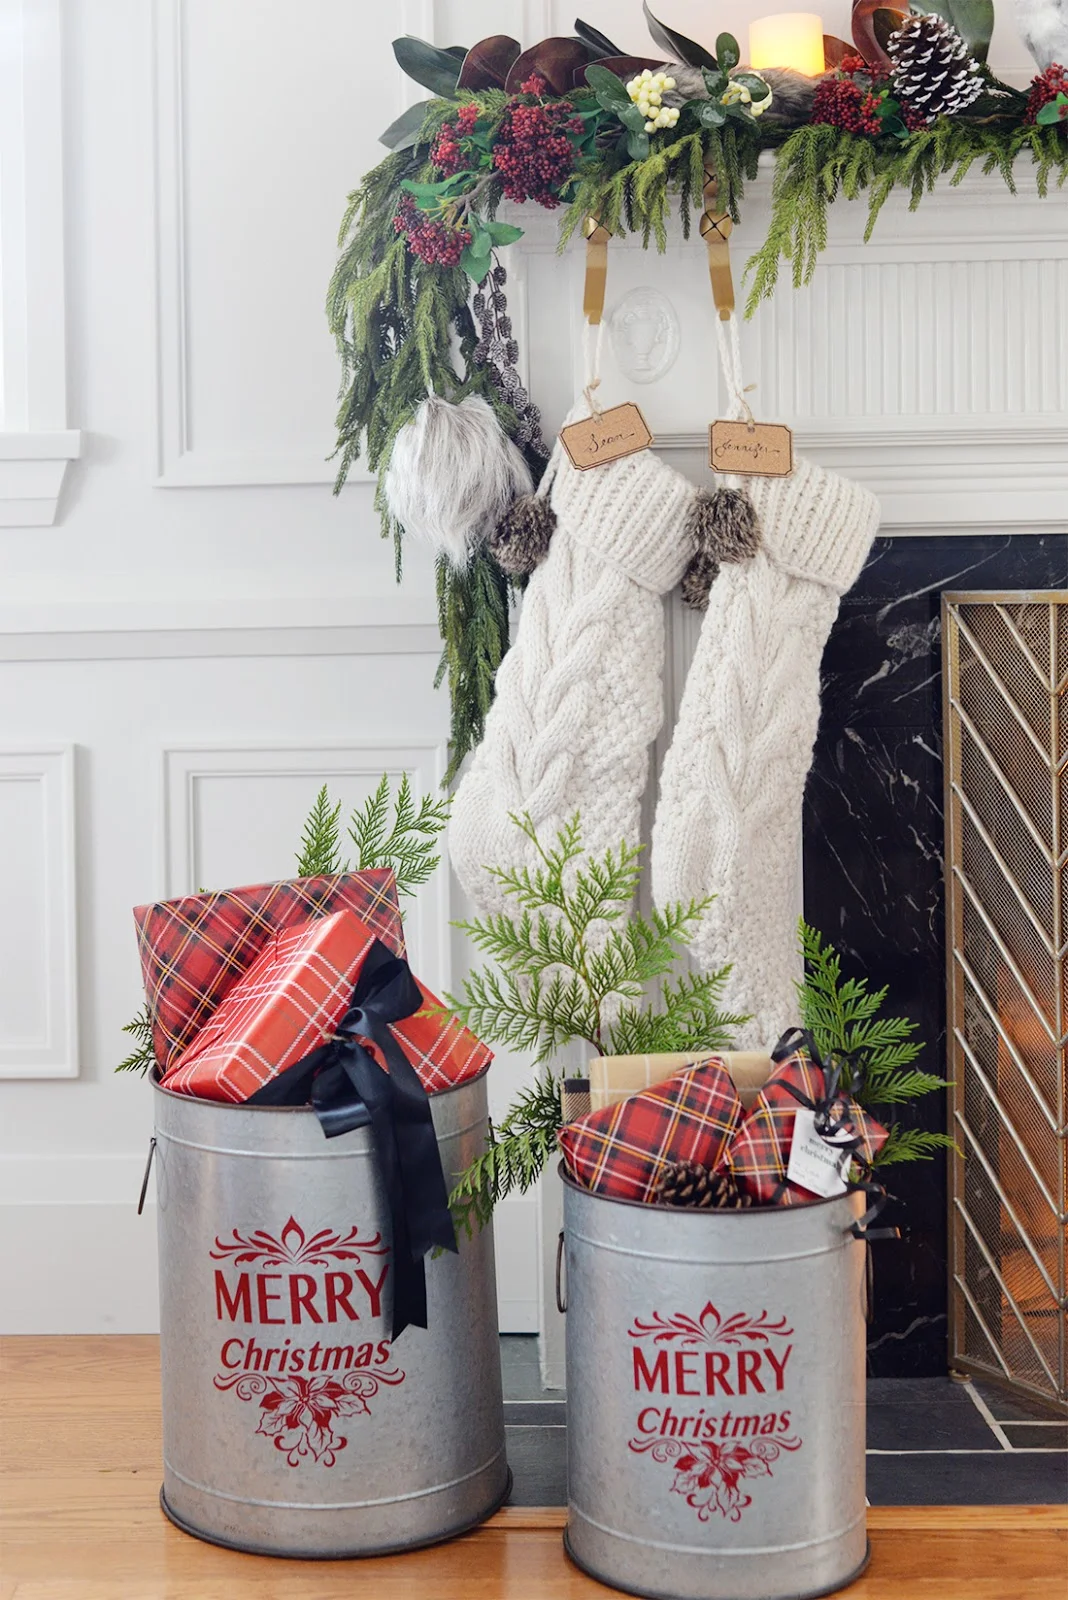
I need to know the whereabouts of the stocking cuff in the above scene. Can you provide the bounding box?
[550,445,696,594]
[748,457,880,597]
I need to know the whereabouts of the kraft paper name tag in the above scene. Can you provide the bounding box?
[787,1107,852,1198]
[710,419,793,478]
[560,403,653,471]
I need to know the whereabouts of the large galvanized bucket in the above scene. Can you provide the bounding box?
[560,1171,869,1600]
[151,1068,508,1557]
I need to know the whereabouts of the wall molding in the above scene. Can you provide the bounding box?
[0,745,78,1079]
[0,1,82,524]
[161,740,451,994]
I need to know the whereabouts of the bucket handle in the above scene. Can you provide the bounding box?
[555,1230,567,1314]
[863,1241,874,1325]
[137,1137,156,1216]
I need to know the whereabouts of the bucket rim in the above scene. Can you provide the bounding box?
[150,1060,491,1110]
[557,1161,860,1218]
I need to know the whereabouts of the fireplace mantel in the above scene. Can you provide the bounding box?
[509,166,1068,534]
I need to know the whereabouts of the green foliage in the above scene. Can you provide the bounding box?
[448,813,744,1065]
[295,786,344,877]
[797,921,956,1169]
[435,548,512,782]
[295,774,451,898]
[447,812,744,1227]
[449,1069,562,1238]
[115,1006,155,1077]
[347,773,452,896]
[745,120,1068,314]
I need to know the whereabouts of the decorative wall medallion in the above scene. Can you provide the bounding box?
[608,288,681,385]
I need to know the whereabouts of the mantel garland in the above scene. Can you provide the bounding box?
[328,8,1068,775]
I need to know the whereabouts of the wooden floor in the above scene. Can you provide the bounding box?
[1,1338,1064,1599]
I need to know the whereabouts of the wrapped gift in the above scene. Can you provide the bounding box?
[589,1050,773,1113]
[723,1036,889,1206]
[161,911,374,1103]
[559,1059,743,1204]
[160,909,492,1105]
[135,870,404,1073]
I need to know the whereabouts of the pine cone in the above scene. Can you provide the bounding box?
[888,15,983,125]
[655,1160,752,1209]
[489,494,556,575]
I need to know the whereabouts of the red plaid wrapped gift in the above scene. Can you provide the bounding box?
[558,1059,743,1204]
[161,910,374,1103]
[722,1048,889,1206]
[135,871,403,1074]
[160,906,492,1104]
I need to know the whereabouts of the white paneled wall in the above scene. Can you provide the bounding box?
[0,1,1061,1336]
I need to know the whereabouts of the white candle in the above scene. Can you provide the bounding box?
[749,12,826,75]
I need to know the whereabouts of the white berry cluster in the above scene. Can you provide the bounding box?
[626,69,680,132]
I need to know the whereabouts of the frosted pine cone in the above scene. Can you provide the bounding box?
[888,14,983,125]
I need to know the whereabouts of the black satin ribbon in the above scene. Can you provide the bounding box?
[770,1028,898,1238]
[247,939,458,1339]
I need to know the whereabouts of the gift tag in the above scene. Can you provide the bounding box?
[560,403,653,471]
[787,1106,853,1198]
[710,419,793,478]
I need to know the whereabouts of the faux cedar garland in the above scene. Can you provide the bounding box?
[329,87,1067,776]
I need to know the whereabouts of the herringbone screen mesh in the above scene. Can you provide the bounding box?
[945,596,1066,1408]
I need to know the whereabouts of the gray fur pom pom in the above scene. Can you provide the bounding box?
[688,487,762,565]
[489,494,556,576]
[384,395,533,569]
[681,548,721,611]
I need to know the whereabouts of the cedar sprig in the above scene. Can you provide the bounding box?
[797,920,956,1168]
[348,773,451,896]
[448,813,744,1064]
[295,786,345,877]
[450,1068,562,1239]
[115,1005,156,1077]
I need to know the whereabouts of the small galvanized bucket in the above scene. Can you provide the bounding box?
[149,1068,508,1557]
[560,1171,869,1600]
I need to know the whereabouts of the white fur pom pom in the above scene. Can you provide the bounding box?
[384,395,534,569]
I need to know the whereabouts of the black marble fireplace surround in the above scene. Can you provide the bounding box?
[803,533,1068,1378]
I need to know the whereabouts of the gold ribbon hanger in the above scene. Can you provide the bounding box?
[583,216,611,327]
[701,163,734,322]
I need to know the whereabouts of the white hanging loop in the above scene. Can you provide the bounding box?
[713,313,758,487]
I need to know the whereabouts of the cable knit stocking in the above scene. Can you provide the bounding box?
[450,441,697,916]
[652,457,881,1048]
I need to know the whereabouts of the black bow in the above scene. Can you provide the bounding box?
[247,940,458,1339]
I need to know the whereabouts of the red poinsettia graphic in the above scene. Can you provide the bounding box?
[629,1300,793,1348]
[214,1367,406,1467]
[210,1215,388,1268]
[629,1434,802,1522]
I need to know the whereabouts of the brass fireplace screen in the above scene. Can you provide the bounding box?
[944,593,1067,1409]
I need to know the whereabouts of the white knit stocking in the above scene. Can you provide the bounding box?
[450,440,697,916]
[652,457,881,1048]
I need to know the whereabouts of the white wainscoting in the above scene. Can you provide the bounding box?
[0,746,78,1079]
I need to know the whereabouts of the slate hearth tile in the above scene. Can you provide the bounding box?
[971,1377,1068,1425]
[500,1334,564,1403]
[866,1393,994,1451]
[505,1423,568,1507]
[865,1449,1068,1506]
[1003,1424,1068,1449]
[504,1401,568,1426]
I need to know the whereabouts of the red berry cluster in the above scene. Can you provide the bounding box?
[392,194,471,267]
[836,55,869,76]
[491,84,585,208]
[811,76,883,136]
[430,102,480,176]
[1026,62,1068,123]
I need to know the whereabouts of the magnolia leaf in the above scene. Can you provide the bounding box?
[378,99,432,151]
[586,61,631,105]
[716,33,741,72]
[458,35,521,90]
[505,38,590,94]
[873,6,905,53]
[392,36,462,98]
[573,19,625,58]
[823,33,854,67]
[642,2,719,70]
[852,0,909,68]
[915,0,993,62]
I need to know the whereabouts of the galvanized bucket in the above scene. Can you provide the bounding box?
[150,1068,508,1557]
[560,1171,869,1600]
